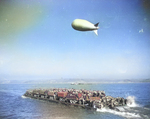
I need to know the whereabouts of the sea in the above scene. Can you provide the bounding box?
[0,83,150,119]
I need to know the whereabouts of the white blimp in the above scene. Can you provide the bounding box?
[71,19,99,35]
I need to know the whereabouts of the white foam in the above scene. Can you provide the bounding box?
[126,96,140,107]
[97,108,141,118]
[144,107,150,110]
[21,95,27,98]
[115,107,125,112]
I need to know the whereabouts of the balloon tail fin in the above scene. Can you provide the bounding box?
[93,30,98,35]
[94,22,99,27]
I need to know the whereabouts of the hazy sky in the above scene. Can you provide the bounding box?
[0,0,150,80]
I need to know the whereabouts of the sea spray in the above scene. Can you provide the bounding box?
[126,96,139,107]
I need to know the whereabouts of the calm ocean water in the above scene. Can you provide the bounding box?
[0,83,150,119]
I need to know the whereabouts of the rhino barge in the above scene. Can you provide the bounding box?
[24,88,128,111]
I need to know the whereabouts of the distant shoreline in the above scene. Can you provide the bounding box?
[0,80,150,84]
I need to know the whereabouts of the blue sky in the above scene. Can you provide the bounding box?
[0,0,150,80]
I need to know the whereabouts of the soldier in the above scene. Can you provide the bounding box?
[110,98,115,108]
[102,97,107,107]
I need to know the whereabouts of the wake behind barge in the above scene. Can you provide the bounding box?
[24,88,128,111]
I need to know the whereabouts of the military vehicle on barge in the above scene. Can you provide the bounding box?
[24,88,129,111]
